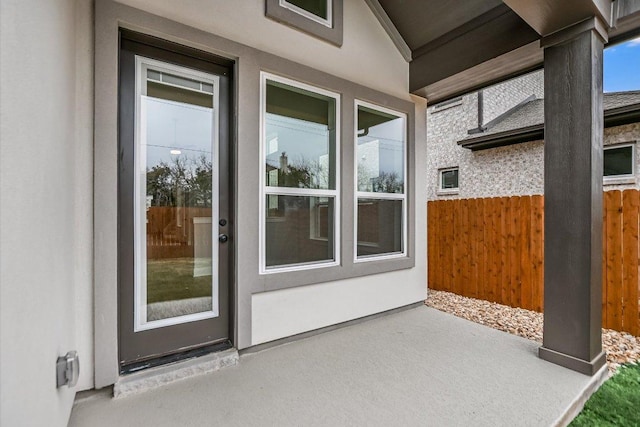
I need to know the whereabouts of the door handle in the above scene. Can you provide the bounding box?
[218,234,229,243]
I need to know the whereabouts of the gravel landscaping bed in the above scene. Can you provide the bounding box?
[426,289,640,372]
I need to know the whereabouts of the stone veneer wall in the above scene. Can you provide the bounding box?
[482,70,544,125]
[427,70,640,200]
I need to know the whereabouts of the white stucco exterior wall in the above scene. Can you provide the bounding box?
[252,266,427,344]
[1,0,94,424]
[73,0,96,392]
[114,0,409,98]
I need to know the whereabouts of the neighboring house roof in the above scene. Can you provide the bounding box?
[459,91,640,150]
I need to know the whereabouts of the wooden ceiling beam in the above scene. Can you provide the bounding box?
[503,0,612,36]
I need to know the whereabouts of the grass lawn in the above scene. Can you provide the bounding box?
[570,363,640,427]
[147,258,212,304]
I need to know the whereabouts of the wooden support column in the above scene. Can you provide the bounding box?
[539,18,608,375]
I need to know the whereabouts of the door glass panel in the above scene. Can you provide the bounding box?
[137,62,218,330]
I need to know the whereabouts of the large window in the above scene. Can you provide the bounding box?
[260,73,340,272]
[355,101,407,260]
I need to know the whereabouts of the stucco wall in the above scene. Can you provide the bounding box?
[114,0,409,98]
[74,0,96,394]
[0,0,94,425]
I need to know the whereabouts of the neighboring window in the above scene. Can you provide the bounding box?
[604,144,635,179]
[265,0,343,46]
[439,167,459,192]
[280,0,331,27]
[355,101,406,260]
[260,73,340,272]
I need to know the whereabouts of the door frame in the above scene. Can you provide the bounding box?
[117,29,236,371]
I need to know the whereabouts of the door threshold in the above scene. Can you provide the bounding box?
[114,347,238,398]
[121,340,233,374]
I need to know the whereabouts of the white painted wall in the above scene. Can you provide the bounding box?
[252,266,426,344]
[73,0,96,392]
[0,0,94,424]
[114,0,409,98]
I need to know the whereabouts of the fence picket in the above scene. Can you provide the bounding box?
[622,190,639,335]
[606,191,623,331]
[531,195,544,312]
[509,196,521,308]
[500,197,510,306]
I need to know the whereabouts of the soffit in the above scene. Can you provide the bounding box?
[376,0,503,50]
[369,0,640,102]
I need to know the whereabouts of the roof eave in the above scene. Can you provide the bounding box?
[458,102,640,151]
[458,124,543,150]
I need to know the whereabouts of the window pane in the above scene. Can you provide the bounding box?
[604,146,633,176]
[265,195,335,267]
[441,169,458,189]
[284,0,328,19]
[147,69,161,81]
[161,72,202,91]
[357,199,403,257]
[142,92,215,322]
[357,105,405,193]
[265,80,337,190]
[148,81,213,108]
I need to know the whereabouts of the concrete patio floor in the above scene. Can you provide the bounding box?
[70,306,606,427]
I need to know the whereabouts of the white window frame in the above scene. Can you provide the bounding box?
[279,0,332,28]
[438,167,459,195]
[354,100,408,263]
[259,72,341,274]
[603,142,636,185]
[133,56,220,332]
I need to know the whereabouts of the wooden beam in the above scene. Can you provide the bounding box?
[539,18,607,376]
[503,0,612,36]
[409,6,538,93]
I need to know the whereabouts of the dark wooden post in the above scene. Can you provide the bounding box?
[539,18,608,375]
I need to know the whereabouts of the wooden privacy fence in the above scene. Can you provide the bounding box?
[146,206,212,259]
[427,190,640,336]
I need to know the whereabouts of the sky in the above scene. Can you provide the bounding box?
[604,36,640,93]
